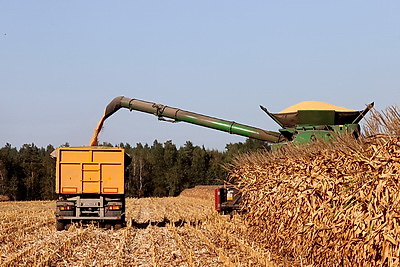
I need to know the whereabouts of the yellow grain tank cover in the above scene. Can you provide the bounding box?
[55,147,127,195]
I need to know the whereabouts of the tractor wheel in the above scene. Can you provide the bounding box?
[56,220,65,231]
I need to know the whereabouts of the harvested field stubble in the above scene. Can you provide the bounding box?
[231,106,400,266]
[0,194,274,266]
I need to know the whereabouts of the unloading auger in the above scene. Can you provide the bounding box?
[105,96,286,144]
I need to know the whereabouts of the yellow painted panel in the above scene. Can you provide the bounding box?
[83,182,100,193]
[82,170,100,181]
[93,150,123,162]
[82,163,99,171]
[102,164,124,194]
[60,150,90,163]
[59,164,81,193]
[103,187,119,193]
[82,164,100,194]
[62,187,78,193]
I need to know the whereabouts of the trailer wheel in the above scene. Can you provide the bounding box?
[105,223,112,230]
[56,220,65,231]
[114,223,123,230]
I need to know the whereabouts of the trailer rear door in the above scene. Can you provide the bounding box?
[56,147,125,195]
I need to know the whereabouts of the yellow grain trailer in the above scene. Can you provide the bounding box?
[54,147,129,230]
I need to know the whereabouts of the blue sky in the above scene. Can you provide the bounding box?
[1,1,399,150]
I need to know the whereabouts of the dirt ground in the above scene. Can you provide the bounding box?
[0,187,274,267]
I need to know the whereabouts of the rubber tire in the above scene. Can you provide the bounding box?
[56,220,65,231]
[105,223,112,230]
[114,223,123,230]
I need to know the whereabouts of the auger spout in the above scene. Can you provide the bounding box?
[104,96,123,119]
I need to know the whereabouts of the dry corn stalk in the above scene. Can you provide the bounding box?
[230,105,400,266]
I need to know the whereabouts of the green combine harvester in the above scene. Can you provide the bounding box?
[103,96,373,213]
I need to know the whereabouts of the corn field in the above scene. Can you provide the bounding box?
[0,186,273,267]
[231,106,400,266]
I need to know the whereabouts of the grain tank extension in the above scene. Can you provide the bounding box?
[54,147,130,230]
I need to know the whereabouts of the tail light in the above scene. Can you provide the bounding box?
[107,205,121,211]
[227,188,234,201]
[59,206,73,211]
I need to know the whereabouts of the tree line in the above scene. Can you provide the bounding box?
[0,139,268,201]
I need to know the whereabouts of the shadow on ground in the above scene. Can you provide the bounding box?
[130,218,201,229]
